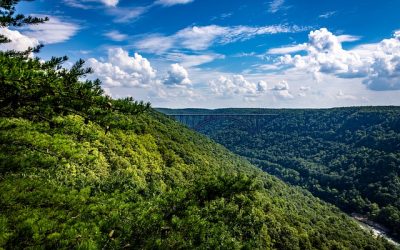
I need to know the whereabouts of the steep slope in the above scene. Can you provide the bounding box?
[0,110,396,249]
[159,107,400,241]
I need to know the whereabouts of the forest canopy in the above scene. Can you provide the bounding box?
[0,1,398,249]
[159,107,400,241]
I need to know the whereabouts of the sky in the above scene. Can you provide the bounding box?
[1,0,400,108]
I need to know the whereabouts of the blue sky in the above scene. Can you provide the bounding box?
[2,0,400,108]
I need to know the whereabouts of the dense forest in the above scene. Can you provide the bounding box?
[159,107,400,242]
[0,1,398,248]
[2,58,397,249]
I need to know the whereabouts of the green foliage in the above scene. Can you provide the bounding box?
[0,0,149,126]
[0,113,396,249]
[0,54,150,131]
[0,0,48,56]
[0,66,396,249]
[0,0,48,27]
[0,2,396,245]
[161,107,400,241]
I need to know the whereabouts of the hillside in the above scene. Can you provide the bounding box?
[1,109,398,249]
[1,1,399,248]
[159,107,400,241]
[0,56,397,249]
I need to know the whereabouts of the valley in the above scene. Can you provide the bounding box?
[2,0,400,248]
[160,107,400,243]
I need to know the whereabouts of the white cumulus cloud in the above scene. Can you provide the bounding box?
[272,80,289,90]
[87,48,157,88]
[276,28,366,80]
[0,28,40,52]
[209,75,268,97]
[257,80,268,92]
[362,31,400,90]
[272,80,293,99]
[164,63,191,86]
[275,28,400,91]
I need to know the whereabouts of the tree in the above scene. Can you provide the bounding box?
[0,0,48,55]
[0,0,150,131]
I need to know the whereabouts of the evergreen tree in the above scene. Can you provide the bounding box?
[0,0,48,55]
[0,0,150,131]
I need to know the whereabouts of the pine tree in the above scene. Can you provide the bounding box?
[0,0,150,132]
[0,0,48,55]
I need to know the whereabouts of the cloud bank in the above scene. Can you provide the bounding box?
[274,28,400,91]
